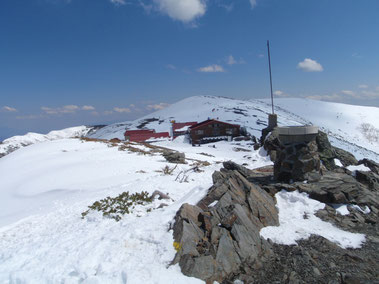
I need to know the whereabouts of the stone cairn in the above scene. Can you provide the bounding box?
[274,126,321,182]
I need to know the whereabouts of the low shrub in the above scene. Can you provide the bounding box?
[81,191,152,221]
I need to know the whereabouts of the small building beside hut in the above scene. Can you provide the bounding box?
[124,129,170,142]
[188,119,240,145]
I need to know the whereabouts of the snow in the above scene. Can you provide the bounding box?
[334,158,343,167]
[332,204,350,215]
[347,164,371,172]
[260,190,366,249]
[351,204,371,214]
[0,126,90,157]
[0,136,272,283]
[175,126,190,132]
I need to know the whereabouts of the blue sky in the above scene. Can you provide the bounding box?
[1,0,379,140]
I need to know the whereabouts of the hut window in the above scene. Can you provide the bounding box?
[197,130,204,135]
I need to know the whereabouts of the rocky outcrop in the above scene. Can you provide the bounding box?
[172,160,379,283]
[358,158,379,174]
[316,131,336,170]
[172,162,278,283]
[163,151,186,164]
[333,147,358,166]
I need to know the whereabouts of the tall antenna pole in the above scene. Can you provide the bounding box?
[267,40,274,114]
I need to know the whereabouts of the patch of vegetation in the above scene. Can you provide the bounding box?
[197,152,215,157]
[233,147,251,152]
[157,165,177,175]
[358,123,379,143]
[81,191,152,222]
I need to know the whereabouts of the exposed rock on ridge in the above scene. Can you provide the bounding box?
[172,161,278,283]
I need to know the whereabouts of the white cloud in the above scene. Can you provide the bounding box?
[82,105,95,111]
[273,90,283,96]
[139,1,153,13]
[110,0,127,5]
[358,84,368,89]
[249,0,257,8]
[197,64,225,73]
[227,55,237,65]
[341,90,355,96]
[166,64,176,70]
[218,2,234,12]
[146,103,170,111]
[297,58,323,72]
[306,93,342,102]
[361,90,379,99]
[41,105,79,115]
[2,106,17,112]
[113,107,131,113]
[226,55,245,65]
[153,0,206,23]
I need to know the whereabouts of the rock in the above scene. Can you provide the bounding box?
[355,171,379,191]
[316,131,336,170]
[172,163,278,282]
[358,158,379,175]
[162,151,186,164]
[262,128,282,162]
[333,147,358,166]
[223,161,251,178]
[151,190,172,200]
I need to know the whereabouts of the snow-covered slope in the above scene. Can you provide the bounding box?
[0,137,272,283]
[0,96,378,283]
[89,96,379,161]
[0,126,91,157]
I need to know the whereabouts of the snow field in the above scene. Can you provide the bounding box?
[260,190,366,249]
[0,137,272,283]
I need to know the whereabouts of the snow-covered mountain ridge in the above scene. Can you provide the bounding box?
[89,96,379,162]
[0,126,91,158]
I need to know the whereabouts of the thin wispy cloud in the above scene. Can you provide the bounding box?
[166,64,176,70]
[113,107,131,113]
[358,84,368,89]
[297,58,323,72]
[217,1,234,12]
[197,64,225,73]
[41,105,97,115]
[225,55,245,65]
[109,0,127,5]
[341,90,355,96]
[2,106,17,112]
[249,0,257,9]
[82,105,95,111]
[146,103,170,110]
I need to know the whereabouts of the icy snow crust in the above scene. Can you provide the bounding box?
[89,96,379,162]
[260,191,366,249]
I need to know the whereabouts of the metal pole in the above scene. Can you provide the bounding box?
[267,40,274,114]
